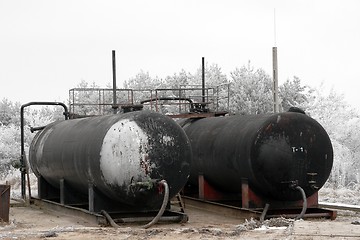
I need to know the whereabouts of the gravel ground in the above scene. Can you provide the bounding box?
[1,202,360,240]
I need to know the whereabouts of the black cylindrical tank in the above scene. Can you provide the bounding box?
[29,111,191,207]
[181,111,333,201]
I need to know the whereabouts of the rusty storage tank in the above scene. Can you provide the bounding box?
[29,110,192,212]
[181,111,333,201]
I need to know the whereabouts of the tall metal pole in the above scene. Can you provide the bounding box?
[202,57,205,104]
[272,9,280,113]
[272,47,279,113]
[112,50,118,114]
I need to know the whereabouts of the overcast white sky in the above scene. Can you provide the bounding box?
[1,0,360,110]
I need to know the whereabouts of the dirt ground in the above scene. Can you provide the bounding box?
[1,203,360,240]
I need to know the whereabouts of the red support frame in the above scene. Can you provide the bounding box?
[198,174,320,209]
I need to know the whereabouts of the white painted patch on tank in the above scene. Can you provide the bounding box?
[99,119,152,187]
[162,135,174,146]
[276,115,281,123]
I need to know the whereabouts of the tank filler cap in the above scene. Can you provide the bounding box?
[288,107,306,114]
[121,104,144,113]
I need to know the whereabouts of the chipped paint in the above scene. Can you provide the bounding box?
[100,119,154,187]
[29,111,192,208]
[162,135,175,146]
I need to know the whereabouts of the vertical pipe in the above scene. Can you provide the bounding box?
[227,83,230,111]
[112,50,117,114]
[202,57,205,105]
[20,107,26,199]
[98,90,101,115]
[179,89,182,113]
[272,47,279,113]
[68,90,71,114]
[131,90,134,105]
[150,90,153,111]
[20,102,69,200]
[102,89,105,114]
[155,90,158,112]
[216,86,219,111]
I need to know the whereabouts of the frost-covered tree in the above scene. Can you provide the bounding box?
[229,62,273,114]
[0,98,67,180]
[0,124,20,177]
[70,80,103,115]
[0,99,21,126]
[164,69,192,89]
[306,84,360,187]
[123,70,165,104]
[124,70,164,90]
[184,63,229,111]
[279,76,314,112]
[163,69,193,101]
[206,63,228,87]
[24,106,64,128]
[158,70,195,113]
[191,63,228,87]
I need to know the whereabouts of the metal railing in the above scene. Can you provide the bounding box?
[68,84,230,116]
[69,88,134,116]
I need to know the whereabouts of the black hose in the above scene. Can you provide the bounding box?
[101,180,170,229]
[260,203,270,222]
[101,210,120,228]
[143,180,169,229]
[295,186,307,220]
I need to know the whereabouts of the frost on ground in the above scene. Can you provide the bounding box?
[319,185,360,205]
[0,210,295,240]
[232,217,294,234]
[0,169,38,199]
